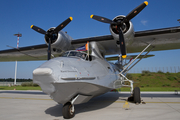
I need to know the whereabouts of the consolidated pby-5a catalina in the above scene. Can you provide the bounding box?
[0,1,180,119]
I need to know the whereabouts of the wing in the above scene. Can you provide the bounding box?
[0,44,64,61]
[0,36,114,62]
[127,26,180,53]
[0,26,180,62]
[72,26,180,55]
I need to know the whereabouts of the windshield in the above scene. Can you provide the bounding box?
[62,51,87,60]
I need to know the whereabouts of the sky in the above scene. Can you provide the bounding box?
[0,0,180,79]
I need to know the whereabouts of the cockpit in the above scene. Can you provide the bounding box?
[62,51,92,61]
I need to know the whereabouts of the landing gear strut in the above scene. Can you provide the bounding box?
[62,95,79,119]
[116,43,154,104]
[62,102,75,119]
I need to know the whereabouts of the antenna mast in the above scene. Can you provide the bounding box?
[13,33,22,85]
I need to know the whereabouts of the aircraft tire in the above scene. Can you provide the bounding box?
[133,87,141,104]
[62,102,75,119]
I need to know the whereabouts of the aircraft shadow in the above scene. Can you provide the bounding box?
[45,104,63,117]
[45,91,180,117]
[45,92,122,117]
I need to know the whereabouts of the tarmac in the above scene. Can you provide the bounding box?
[0,90,180,120]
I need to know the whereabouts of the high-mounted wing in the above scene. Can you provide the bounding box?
[0,44,48,61]
[127,26,180,53]
[0,26,180,62]
[72,26,180,55]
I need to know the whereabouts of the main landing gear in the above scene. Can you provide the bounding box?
[118,69,141,103]
[117,43,154,104]
[128,87,141,104]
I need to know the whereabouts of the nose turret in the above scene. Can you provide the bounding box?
[33,67,55,95]
[33,58,63,95]
[32,57,79,95]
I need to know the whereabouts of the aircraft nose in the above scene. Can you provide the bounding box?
[33,67,55,95]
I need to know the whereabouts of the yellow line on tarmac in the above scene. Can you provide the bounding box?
[1,97,180,104]
[115,101,180,104]
[144,101,180,104]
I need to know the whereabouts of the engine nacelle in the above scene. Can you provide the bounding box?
[110,15,135,46]
[44,28,73,52]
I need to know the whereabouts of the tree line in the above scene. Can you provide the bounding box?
[0,78,32,82]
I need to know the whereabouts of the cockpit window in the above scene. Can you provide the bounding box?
[68,51,78,57]
[62,52,69,57]
[62,51,91,61]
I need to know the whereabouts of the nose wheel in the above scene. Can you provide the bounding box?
[62,102,75,119]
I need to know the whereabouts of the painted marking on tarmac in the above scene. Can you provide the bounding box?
[0,97,180,104]
[93,100,180,104]
[0,97,52,101]
[115,101,180,104]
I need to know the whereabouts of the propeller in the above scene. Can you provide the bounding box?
[31,17,73,60]
[90,1,148,58]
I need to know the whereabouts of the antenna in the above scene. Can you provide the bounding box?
[13,33,22,85]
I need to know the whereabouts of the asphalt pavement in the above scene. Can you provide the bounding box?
[0,90,180,120]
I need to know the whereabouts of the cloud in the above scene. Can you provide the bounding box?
[141,20,148,26]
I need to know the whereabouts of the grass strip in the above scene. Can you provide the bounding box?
[0,86,41,90]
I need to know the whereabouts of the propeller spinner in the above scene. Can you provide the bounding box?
[31,17,73,60]
[90,1,148,58]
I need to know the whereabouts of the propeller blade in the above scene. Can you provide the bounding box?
[30,25,46,35]
[124,1,148,22]
[90,15,115,24]
[54,17,73,33]
[31,17,73,60]
[118,28,126,58]
[47,38,51,60]
[90,2,148,59]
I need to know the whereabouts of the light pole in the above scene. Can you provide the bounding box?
[13,33,22,85]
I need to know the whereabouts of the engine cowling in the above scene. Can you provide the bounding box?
[110,15,135,45]
[44,28,73,52]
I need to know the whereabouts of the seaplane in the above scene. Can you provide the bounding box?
[0,1,180,119]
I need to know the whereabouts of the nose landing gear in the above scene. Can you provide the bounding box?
[62,102,75,119]
[62,95,79,119]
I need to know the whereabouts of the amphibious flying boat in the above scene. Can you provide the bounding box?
[0,1,180,119]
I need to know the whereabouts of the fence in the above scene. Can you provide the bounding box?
[128,66,180,73]
[0,82,25,86]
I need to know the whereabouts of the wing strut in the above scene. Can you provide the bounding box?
[114,41,155,93]
[119,43,155,75]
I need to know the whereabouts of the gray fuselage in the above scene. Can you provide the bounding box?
[33,51,121,105]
